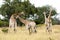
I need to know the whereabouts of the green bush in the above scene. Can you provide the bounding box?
[2,28,8,33]
[0,20,3,27]
[52,19,58,25]
[0,20,9,27]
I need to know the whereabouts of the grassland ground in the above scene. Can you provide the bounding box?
[0,25,60,40]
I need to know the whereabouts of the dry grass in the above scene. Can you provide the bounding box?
[0,25,60,40]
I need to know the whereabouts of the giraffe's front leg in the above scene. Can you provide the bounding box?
[28,28,31,35]
[32,26,37,33]
[14,22,17,32]
[26,25,32,35]
[48,23,52,33]
[34,27,37,33]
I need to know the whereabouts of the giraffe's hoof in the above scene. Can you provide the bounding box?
[29,32,32,35]
[35,30,37,33]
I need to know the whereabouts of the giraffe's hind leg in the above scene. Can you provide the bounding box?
[34,26,37,33]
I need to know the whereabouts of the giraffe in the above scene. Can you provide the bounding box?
[43,8,52,33]
[9,14,17,33]
[16,14,37,34]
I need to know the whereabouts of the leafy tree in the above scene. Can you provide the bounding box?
[35,5,57,24]
[0,0,57,26]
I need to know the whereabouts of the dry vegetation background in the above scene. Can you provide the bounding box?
[0,25,60,40]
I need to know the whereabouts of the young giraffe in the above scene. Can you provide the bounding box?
[9,14,17,33]
[16,13,37,34]
[43,8,52,33]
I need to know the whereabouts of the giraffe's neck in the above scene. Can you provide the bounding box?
[48,8,52,19]
[44,14,47,21]
[10,15,15,21]
[48,9,52,22]
[18,17,27,24]
[43,12,47,24]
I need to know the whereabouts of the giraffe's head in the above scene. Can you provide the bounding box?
[15,14,19,19]
[15,12,25,18]
[43,12,46,15]
[21,12,25,15]
[18,11,25,16]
